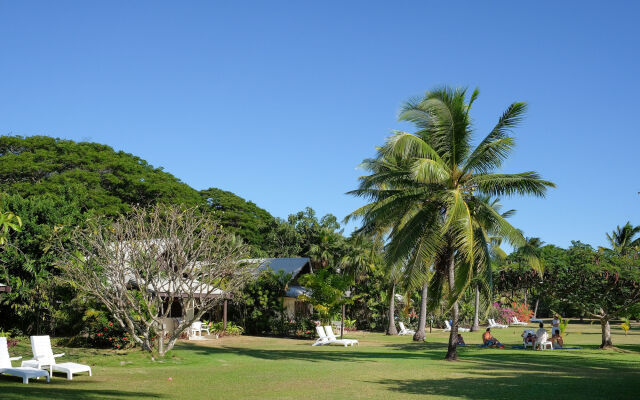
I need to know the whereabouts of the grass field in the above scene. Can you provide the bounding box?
[1,321,639,399]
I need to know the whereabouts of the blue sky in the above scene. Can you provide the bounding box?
[1,1,638,249]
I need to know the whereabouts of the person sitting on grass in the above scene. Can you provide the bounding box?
[482,328,504,348]
[551,330,564,349]
[456,333,466,346]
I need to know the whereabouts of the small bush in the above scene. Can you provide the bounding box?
[211,321,244,336]
[80,308,136,349]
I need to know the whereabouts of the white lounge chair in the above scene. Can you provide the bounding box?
[190,321,210,337]
[511,317,528,326]
[488,318,508,329]
[444,320,470,332]
[398,322,415,336]
[313,326,330,346]
[22,335,91,380]
[0,337,50,384]
[323,326,358,347]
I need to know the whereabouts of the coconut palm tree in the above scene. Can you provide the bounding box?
[384,261,404,335]
[606,222,640,256]
[349,87,554,360]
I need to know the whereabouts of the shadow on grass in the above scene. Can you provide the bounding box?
[176,341,445,363]
[370,350,640,399]
[0,384,163,400]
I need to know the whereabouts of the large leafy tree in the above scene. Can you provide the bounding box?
[349,87,554,360]
[542,242,640,348]
[200,187,275,252]
[0,136,202,215]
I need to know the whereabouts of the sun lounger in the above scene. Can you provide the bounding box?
[444,320,470,332]
[0,337,49,384]
[488,318,508,329]
[313,326,330,346]
[323,326,358,347]
[22,335,92,380]
[398,322,415,336]
[511,317,528,326]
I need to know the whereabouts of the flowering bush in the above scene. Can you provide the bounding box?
[491,302,533,324]
[81,308,133,349]
[511,302,533,323]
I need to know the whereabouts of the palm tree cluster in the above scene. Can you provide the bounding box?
[348,87,555,360]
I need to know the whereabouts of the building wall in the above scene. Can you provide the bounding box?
[283,297,312,319]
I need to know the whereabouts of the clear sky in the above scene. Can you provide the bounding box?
[1,1,638,249]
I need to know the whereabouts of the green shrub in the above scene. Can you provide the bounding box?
[211,321,244,336]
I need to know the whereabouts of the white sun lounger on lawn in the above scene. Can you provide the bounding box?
[0,337,49,384]
[511,317,528,326]
[323,326,358,347]
[21,335,92,380]
[488,318,508,329]
[398,322,415,336]
[313,326,330,346]
[444,320,470,332]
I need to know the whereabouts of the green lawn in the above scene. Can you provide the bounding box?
[1,321,639,399]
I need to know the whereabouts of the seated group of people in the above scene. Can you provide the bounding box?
[523,323,563,349]
[455,319,564,350]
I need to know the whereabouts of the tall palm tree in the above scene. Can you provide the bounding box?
[606,222,640,256]
[349,87,554,360]
[384,261,404,335]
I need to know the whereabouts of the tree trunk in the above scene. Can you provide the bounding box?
[445,252,459,361]
[600,318,613,349]
[471,284,480,332]
[413,282,428,341]
[533,298,539,319]
[387,283,398,335]
[524,289,528,306]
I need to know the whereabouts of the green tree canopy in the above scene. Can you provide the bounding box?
[0,136,202,215]
[200,187,275,251]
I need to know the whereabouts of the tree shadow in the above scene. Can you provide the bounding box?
[369,351,640,399]
[177,341,442,363]
[0,385,163,400]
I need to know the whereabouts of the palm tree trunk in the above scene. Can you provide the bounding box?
[471,284,480,332]
[445,251,459,361]
[413,282,428,341]
[533,298,539,319]
[387,283,398,335]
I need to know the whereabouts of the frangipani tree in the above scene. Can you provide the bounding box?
[57,205,255,356]
[349,87,554,360]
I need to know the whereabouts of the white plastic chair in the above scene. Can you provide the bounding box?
[444,320,470,332]
[190,321,210,337]
[0,337,50,384]
[522,329,536,349]
[398,322,415,336]
[534,330,552,350]
[22,335,91,380]
[323,326,358,347]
